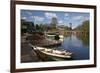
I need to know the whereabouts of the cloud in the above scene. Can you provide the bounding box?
[32,16,44,22]
[83,16,89,21]
[72,16,83,20]
[26,11,32,15]
[72,16,89,21]
[58,20,63,24]
[65,13,69,17]
[64,13,69,20]
[45,12,57,19]
[21,17,27,20]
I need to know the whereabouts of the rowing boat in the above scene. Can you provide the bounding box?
[29,43,72,60]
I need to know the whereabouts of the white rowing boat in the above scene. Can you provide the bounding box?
[29,43,72,59]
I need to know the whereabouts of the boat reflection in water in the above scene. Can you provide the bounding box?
[29,43,73,61]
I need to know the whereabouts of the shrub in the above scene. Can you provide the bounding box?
[54,35,60,40]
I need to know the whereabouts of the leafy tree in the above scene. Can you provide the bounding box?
[64,26,71,30]
[36,24,39,30]
[74,20,89,45]
[74,20,89,32]
[54,35,60,41]
[21,19,35,34]
[50,17,58,29]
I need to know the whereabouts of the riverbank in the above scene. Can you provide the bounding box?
[21,35,61,63]
[21,36,42,63]
[27,36,62,47]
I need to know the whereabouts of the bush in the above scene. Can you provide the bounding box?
[54,35,60,40]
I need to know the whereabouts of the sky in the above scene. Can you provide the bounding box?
[21,10,90,29]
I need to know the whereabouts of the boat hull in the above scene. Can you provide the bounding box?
[29,43,72,61]
[34,49,72,61]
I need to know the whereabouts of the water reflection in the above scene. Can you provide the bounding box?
[21,33,90,62]
[57,34,89,60]
[76,33,89,46]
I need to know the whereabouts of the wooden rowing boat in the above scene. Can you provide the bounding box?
[29,43,72,60]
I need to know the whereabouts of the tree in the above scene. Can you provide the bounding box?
[36,24,39,30]
[74,20,89,32]
[50,17,58,29]
[21,19,35,34]
[54,35,60,41]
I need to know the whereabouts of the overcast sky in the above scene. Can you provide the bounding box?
[21,10,90,29]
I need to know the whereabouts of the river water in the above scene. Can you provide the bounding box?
[21,34,89,63]
[56,34,89,60]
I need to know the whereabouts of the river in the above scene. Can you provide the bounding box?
[21,34,89,63]
[56,34,89,60]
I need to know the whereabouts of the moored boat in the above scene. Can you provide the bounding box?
[29,43,72,60]
[45,32,64,42]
